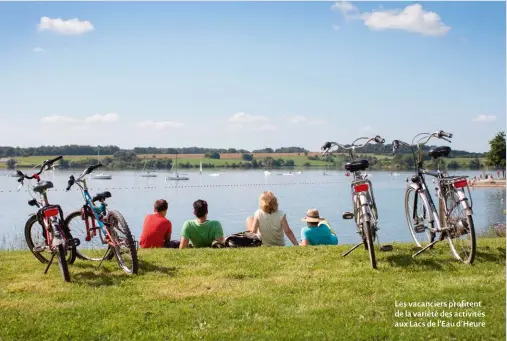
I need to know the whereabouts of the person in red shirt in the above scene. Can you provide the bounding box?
[140,199,173,248]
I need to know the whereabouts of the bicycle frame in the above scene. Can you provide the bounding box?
[75,179,118,247]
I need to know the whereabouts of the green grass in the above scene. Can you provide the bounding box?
[177,155,341,167]
[0,238,504,340]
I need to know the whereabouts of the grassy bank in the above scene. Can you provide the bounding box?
[0,238,505,340]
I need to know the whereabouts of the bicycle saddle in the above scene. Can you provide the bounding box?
[344,159,369,172]
[428,146,451,159]
[92,191,112,202]
[32,181,54,193]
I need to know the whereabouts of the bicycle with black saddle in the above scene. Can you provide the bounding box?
[65,163,139,274]
[322,135,392,269]
[16,156,79,282]
[392,130,476,264]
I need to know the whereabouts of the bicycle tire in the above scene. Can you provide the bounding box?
[363,220,377,269]
[405,187,435,248]
[64,210,114,261]
[107,210,139,275]
[56,243,71,282]
[25,215,76,265]
[445,191,476,264]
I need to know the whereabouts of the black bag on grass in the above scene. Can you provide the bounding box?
[225,232,262,248]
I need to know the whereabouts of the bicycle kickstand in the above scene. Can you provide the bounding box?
[342,242,363,257]
[97,246,113,269]
[412,239,440,258]
[44,253,56,274]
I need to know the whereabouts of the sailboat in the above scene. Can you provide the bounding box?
[199,161,203,175]
[139,159,158,177]
[90,146,112,180]
[165,152,189,181]
[323,164,331,176]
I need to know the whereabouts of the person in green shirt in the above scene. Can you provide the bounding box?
[179,199,225,249]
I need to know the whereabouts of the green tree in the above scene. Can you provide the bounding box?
[486,131,506,167]
[241,153,253,161]
[468,158,481,169]
[6,159,16,169]
[447,160,460,169]
[285,159,295,167]
[205,151,220,159]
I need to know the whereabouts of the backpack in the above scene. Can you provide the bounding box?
[225,232,262,248]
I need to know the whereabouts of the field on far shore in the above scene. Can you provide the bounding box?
[0,153,487,169]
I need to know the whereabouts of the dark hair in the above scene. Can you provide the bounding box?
[154,199,168,213]
[193,199,208,218]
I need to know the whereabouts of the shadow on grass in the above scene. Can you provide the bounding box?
[138,259,178,277]
[475,247,506,263]
[73,270,130,287]
[385,254,453,271]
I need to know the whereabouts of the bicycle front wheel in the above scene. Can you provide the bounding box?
[363,220,377,269]
[56,243,71,282]
[106,210,139,275]
[405,187,435,248]
[445,190,476,264]
[65,210,111,261]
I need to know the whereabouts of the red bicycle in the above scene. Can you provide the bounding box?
[17,156,79,282]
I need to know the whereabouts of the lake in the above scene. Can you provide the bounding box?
[0,169,504,249]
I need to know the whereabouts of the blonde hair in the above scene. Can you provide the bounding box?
[259,191,278,214]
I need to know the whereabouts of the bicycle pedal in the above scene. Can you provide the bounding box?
[68,238,81,248]
[33,246,46,253]
[342,212,354,219]
[414,224,426,233]
[380,244,393,252]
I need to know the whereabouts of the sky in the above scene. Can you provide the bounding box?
[0,1,505,152]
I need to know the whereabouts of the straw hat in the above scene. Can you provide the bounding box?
[301,209,325,223]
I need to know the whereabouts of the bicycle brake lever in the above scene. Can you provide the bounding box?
[441,137,451,143]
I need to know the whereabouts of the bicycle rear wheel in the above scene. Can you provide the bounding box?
[363,221,377,269]
[106,210,139,275]
[405,187,435,248]
[25,215,76,264]
[445,190,476,264]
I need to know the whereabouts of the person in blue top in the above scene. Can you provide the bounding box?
[300,209,338,246]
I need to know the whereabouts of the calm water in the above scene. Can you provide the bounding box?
[0,169,505,249]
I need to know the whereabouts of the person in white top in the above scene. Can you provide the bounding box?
[245,191,299,246]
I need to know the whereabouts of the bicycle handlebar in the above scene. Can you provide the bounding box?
[392,130,452,155]
[66,163,103,191]
[322,135,385,155]
[15,156,63,184]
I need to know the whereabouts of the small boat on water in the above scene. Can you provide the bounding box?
[90,146,112,180]
[6,171,18,177]
[209,173,222,177]
[165,152,189,181]
[90,173,112,180]
[264,171,271,176]
[138,160,158,177]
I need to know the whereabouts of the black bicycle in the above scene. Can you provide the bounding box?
[322,135,392,269]
[16,156,79,282]
[392,130,476,264]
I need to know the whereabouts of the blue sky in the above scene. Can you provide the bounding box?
[0,2,505,152]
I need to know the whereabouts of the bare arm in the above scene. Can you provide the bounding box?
[300,239,309,246]
[179,237,190,249]
[215,236,225,243]
[281,215,298,246]
[250,217,260,234]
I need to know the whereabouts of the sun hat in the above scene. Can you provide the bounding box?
[301,208,325,223]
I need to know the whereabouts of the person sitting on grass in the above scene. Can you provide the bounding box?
[180,199,225,249]
[139,199,174,248]
[300,209,338,246]
[246,191,299,246]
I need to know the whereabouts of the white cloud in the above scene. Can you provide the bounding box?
[41,115,79,124]
[289,115,308,124]
[37,16,95,35]
[41,113,119,126]
[85,113,119,123]
[473,115,496,123]
[228,112,270,124]
[135,120,185,130]
[331,2,360,19]
[331,3,450,37]
[289,116,325,125]
[361,4,451,36]
[257,124,277,131]
[32,47,45,53]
